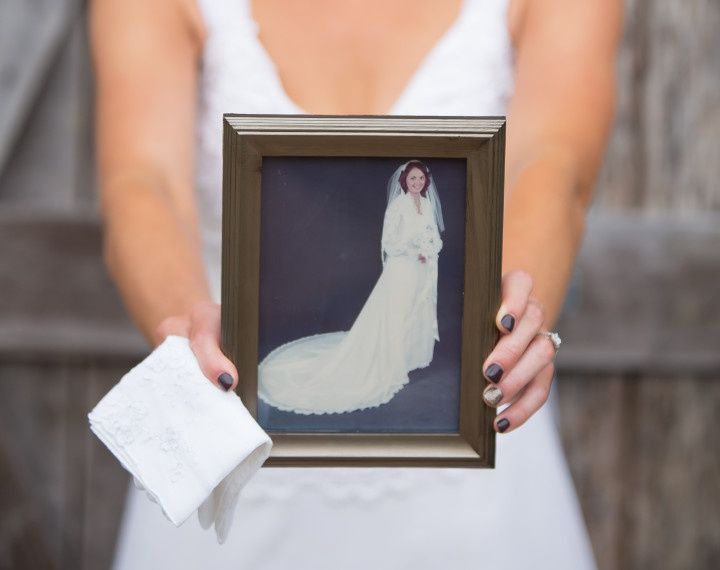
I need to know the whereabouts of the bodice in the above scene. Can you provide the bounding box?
[194,0,515,299]
[382,193,443,262]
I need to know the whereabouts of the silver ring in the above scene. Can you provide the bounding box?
[538,331,562,352]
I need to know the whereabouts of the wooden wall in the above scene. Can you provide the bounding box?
[557,1,720,567]
[0,1,718,568]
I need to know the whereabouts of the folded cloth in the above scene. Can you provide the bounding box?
[88,335,272,543]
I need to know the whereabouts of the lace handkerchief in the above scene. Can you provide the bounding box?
[88,335,272,543]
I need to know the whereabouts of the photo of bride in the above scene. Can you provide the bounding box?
[256,157,467,433]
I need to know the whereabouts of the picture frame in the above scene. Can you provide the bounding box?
[221,114,505,467]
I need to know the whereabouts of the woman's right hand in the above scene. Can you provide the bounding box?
[154,301,239,393]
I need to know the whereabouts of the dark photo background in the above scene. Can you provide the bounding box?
[257,156,467,433]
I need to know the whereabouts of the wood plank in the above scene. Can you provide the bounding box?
[0,11,93,211]
[81,364,130,570]
[0,211,146,360]
[624,375,720,569]
[556,211,720,373]
[556,375,626,570]
[72,9,99,210]
[595,0,720,211]
[558,373,720,570]
[595,0,644,209]
[61,364,85,569]
[0,361,131,570]
[640,0,720,210]
[0,363,68,564]
[1,210,718,372]
[0,0,80,175]
[0,432,57,570]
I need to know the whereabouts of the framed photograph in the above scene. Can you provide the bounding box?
[221,115,504,467]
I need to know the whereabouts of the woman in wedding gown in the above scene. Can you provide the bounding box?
[259,160,445,415]
[92,0,621,567]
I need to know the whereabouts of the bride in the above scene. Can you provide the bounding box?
[94,0,619,564]
[258,160,445,415]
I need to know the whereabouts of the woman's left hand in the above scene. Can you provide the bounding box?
[482,269,557,434]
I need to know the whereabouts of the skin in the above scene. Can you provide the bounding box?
[90,0,622,434]
[405,167,426,198]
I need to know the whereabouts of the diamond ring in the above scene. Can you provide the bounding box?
[538,331,562,352]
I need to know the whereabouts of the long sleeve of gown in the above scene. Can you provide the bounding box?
[381,202,416,258]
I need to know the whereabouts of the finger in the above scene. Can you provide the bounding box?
[154,315,191,345]
[496,269,533,333]
[188,302,239,392]
[483,334,556,407]
[483,299,545,384]
[493,363,555,434]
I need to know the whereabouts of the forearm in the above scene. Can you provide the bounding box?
[101,173,212,346]
[502,154,587,328]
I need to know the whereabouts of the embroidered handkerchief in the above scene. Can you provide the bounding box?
[88,335,272,543]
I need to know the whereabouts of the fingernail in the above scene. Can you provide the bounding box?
[218,373,233,391]
[484,363,504,383]
[500,314,515,332]
[496,418,510,433]
[483,385,503,407]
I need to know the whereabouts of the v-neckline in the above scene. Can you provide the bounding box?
[406,191,424,215]
[245,0,471,116]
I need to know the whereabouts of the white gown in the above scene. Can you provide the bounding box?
[112,0,598,568]
[258,192,442,415]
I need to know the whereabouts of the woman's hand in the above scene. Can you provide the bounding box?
[154,301,239,393]
[482,270,556,434]
[418,254,427,264]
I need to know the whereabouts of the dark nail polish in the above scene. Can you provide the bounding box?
[218,373,233,391]
[500,314,515,332]
[485,363,504,383]
[497,418,510,433]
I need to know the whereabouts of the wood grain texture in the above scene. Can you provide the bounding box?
[594,0,643,209]
[557,375,627,570]
[625,376,720,568]
[0,363,67,562]
[3,209,717,371]
[558,374,720,570]
[0,14,93,211]
[0,212,145,359]
[639,0,720,209]
[0,0,81,176]
[596,0,720,210]
[0,434,57,570]
[557,211,720,373]
[81,365,132,570]
[0,361,129,570]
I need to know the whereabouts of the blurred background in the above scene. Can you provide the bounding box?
[0,0,718,568]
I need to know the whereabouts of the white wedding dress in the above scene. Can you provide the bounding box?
[112,0,598,568]
[259,191,442,415]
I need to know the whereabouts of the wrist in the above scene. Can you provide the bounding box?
[152,297,216,346]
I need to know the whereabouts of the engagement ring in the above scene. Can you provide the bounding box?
[538,331,562,352]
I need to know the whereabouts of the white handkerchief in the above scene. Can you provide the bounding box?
[88,335,272,543]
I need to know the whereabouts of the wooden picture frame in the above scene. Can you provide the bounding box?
[221,114,504,467]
